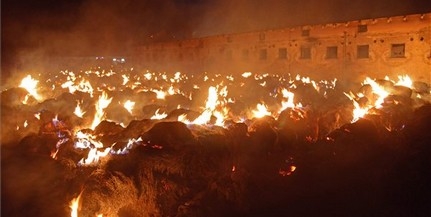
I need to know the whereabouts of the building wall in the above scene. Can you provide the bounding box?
[136,13,431,83]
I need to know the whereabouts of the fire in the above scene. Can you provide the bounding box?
[123,100,135,115]
[280,88,302,110]
[74,130,112,166]
[70,192,82,217]
[252,103,271,118]
[152,89,167,99]
[193,86,221,125]
[395,75,413,88]
[344,92,370,122]
[19,75,42,101]
[150,109,168,120]
[90,92,113,130]
[78,146,111,166]
[74,101,86,118]
[363,77,389,108]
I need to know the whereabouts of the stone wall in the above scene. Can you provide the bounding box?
[136,13,431,83]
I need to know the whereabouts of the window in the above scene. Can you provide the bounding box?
[300,47,311,59]
[259,49,267,60]
[226,50,232,60]
[278,48,287,59]
[326,46,338,59]
[242,49,249,60]
[391,43,405,58]
[358,24,368,33]
[302,29,310,37]
[259,33,265,41]
[357,45,369,58]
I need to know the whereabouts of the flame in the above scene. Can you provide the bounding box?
[363,77,389,108]
[74,101,86,118]
[19,75,42,101]
[150,109,167,120]
[242,72,252,78]
[78,147,111,166]
[152,89,166,99]
[123,100,135,115]
[395,75,413,88]
[344,92,370,122]
[74,130,112,166]
[122,74,129,85]
[177,114,191,124]
[34,112,41,120]
[192,86,228,126]
[90,92,113,130]
[252,103,271,118]
[280,89,296,110]
[70,192,82,217]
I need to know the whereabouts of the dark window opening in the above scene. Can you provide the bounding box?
[300,47,311,59]
[391,43,405,58]
[302,29,310,37]
[278,48,287,59]
[357,45,369,58]
[326,46,338,59]
[259,49,267,60]
[242,49,249,60]
[358,24,368,33]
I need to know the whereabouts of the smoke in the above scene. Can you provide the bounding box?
[2,0,430,86]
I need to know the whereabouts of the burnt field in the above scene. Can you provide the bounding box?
[1,68,431,217]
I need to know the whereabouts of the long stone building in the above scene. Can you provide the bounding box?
[136,13,431,83]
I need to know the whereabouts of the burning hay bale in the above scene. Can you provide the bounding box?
[2,70,431,217]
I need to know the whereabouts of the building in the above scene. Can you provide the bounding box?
[136,13,431,83]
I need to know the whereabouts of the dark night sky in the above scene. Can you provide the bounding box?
[1,0,431,71]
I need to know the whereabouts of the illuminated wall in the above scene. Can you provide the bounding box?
[136,13,431,83]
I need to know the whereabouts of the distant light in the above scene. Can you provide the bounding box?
[113,58,117,61]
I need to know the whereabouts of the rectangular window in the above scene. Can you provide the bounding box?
[326,46,338,59]
[358,24,368,33]
[259,33,265,41]
[300,47,311,59]
[302,29,310,37]
[391,43,405,58]
[357,45,369,58]
[226,50,232,60]
[242,49,249,60]
[259,49,267,60]
[278,48,287,59]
